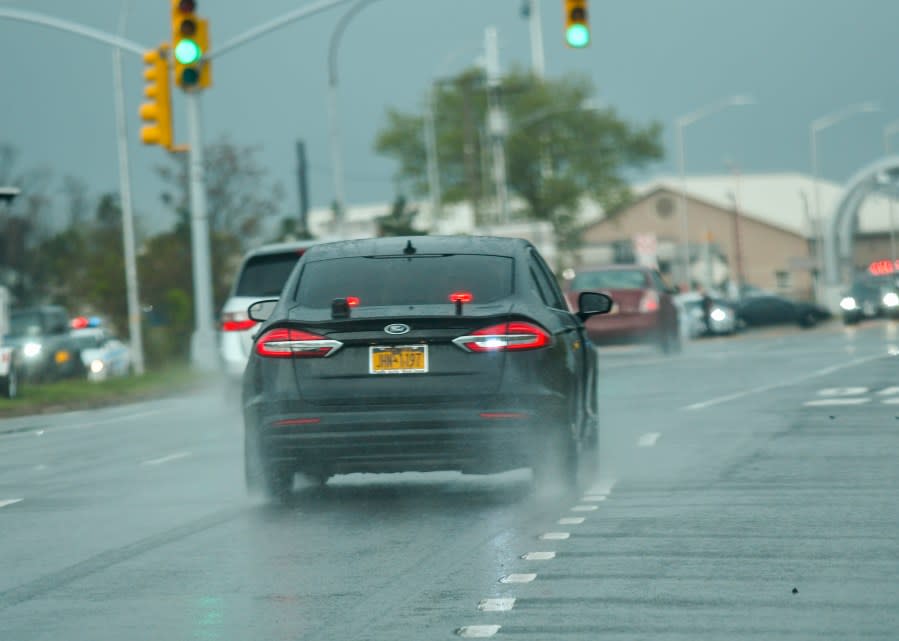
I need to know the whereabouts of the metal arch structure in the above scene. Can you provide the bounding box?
[824,155,899,308]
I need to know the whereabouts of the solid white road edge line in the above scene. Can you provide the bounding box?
[140,451,192,466]
[0,499,23,508]
[683,353,889,410]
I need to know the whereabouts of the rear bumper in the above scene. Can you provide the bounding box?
[249,403,564,475]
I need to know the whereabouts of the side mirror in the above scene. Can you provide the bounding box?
[577,291,613,319]
[248,299,279,323]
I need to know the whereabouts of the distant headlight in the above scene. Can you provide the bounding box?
[23,342,42,359]
[710,308,727,322]
[883,292,899,308]
[840,296,857,311]
[90,359,105,374]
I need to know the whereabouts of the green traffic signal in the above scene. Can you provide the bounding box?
[566,24,590,48]
[174,39,202,65]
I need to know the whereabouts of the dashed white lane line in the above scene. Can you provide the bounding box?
[637,432,661,447]
[521,551,556,560]
[478,598,516,612]
[500,573,536,584]
[539,532,570,540]
[882,398,899,404]
[456,625,501,638]
[571,504,598,512]
[683,353,888,410]
[878,386,899,396]
[803,398,870,407]
[0,499,23,509]
[558,517,585,525]
[140,451,192,466]
[582,494,607,502]
[818,387,868,396]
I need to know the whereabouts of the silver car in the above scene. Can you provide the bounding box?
[219,241,317,386]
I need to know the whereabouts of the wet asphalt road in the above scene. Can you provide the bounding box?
[1,320,898,640]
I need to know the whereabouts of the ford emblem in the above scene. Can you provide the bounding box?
[384,323,410,335]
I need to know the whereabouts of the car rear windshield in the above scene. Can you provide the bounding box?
[235,252,304,297]
[295,254,514,308]
[571,269,648,290]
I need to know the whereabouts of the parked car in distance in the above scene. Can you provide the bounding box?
[737,294,831,329]
[242,236,612,501]
[69,318,131,381]
[564,265,680,353]
[5,306,85,382]
[219,240,318,386]
[676,292,738,337]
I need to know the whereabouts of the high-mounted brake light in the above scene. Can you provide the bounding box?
[255,328,343,358]
[221,311,257,332]
[453,321,551,353]
[639,291,660,313]
[449,292,474,303]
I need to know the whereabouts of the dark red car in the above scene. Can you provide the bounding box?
[565,265,680,353]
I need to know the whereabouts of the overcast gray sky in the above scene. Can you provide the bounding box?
[2,0,898,233]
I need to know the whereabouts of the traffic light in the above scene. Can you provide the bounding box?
[171,0,212,89]
[564,0,590,48]
[139,47,173,149]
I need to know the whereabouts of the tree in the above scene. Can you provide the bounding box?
[377,196,425,237]
[375,69,664,254]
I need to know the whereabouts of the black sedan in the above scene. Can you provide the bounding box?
[736,294,831,329]
[242,236,612,501]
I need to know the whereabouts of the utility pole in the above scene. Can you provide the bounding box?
[424,87,442,229]
[296,140,310,236]
[526,0,546,78]
[485,27,509,224]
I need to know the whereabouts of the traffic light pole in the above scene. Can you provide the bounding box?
[185,92,217,371]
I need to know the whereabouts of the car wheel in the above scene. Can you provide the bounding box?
[244,437,294,502]
[1,366,17,399]
[798,312,818,328]
[577,423,600,490]
[843,314,859,326]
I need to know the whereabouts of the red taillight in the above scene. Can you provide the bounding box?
[221,311,257,332]
[450,292,474,303]
[639,291,660,313]
[346,296,361,307]
[255,328,343,358]
[453,321,551,353]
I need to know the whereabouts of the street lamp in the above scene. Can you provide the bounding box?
[810,101,879,296]
[675,94,755,290]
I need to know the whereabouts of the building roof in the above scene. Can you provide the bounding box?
[637,173,899,238]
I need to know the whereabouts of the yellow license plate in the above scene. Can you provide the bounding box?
[369,345,428,374]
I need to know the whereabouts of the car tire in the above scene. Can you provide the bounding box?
[244,437,294,502]
[798,312,818,329]
[843,314,859,326]
[0,366,18,399]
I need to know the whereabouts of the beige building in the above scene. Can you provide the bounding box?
[576,173,899,300]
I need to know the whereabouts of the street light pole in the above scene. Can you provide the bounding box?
[675,95,754,291]
[185,92,216,371]
[327,0,379,236]
[809,102,879,298]
[111,0,144,375]
[527,0,546,78]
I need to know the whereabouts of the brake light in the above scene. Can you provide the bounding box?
[453,321,550,352]
[450,292,474,303]
[221,311,257,332]
[346,296,360,307]
[639,291,660,313]
[255,328,343,358]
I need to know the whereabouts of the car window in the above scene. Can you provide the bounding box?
[529,251,568,309]
[8,312,43,337]
[295,255,513,308]
[571,269,649,290]
[235,252,304,297]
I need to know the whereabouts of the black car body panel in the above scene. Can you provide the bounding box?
[736,295,831,328]
[242,236,605,482]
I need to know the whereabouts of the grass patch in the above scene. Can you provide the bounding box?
[0,365,213,417]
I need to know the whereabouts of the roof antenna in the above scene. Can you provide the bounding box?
[403,239,417,255]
